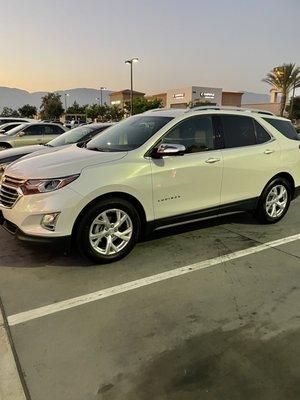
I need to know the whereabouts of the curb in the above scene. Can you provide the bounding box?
[0,298,29,400]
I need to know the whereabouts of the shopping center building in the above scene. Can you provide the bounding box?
[146,86,243,108]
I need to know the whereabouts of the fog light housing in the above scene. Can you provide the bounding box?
[41,213,60,231]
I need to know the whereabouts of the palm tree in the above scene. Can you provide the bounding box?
[262,63,300,116]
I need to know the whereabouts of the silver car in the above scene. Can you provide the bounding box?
[0,122,67,150]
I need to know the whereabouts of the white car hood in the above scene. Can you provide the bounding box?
[5,144,128,179]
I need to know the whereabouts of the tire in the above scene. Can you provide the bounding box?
[75,197,141,264]
[0,144,11,151]
[255,177,292,224]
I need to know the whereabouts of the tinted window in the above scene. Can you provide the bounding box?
[222,115,256,148]
[44,125,63,135]
[87,116,173,152]
[263,118,298,140]
[254,120,271,144]
[161,116,214,153]
[24,125,43,136]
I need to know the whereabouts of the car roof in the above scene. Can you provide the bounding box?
[143,107,290,122]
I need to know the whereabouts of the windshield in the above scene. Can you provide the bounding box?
[48,124,106,147]
[6,123,29,136]
[87,115,173,152]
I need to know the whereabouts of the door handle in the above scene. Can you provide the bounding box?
[264,149,274,155]
[205,157,221,164]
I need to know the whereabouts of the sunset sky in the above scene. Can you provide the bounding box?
[1,0,299,94]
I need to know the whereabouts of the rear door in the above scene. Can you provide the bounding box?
[219,114,281,207]
[42,124,65,144]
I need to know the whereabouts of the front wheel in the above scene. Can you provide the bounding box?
[256,178,291,224]
[0,144,11,151]
[76,198,141,263]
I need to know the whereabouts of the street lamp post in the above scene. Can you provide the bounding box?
[125,58,139,115]
[289,83,296,121]
[100,87,107,106]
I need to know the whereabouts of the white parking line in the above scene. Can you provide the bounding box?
[7,233,300,327]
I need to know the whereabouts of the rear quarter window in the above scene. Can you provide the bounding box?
[263,118,298,141]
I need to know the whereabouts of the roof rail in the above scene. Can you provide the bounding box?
[187,106,274,116]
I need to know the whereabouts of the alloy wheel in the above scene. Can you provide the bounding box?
[89,208,133,255]
[265,185,288,219]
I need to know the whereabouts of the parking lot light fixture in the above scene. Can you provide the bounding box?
[64,93,70,112]
[125,58,139,115]
[100,87,107,106]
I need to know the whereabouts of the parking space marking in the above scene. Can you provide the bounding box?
[7,233,300,327]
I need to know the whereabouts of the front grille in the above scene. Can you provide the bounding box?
[0,175,25,208]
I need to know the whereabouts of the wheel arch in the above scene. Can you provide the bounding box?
[266,172,295,198]
[72,191,148,239]
[0,142,12,149]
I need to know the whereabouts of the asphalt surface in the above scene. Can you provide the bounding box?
[0,200,299,400]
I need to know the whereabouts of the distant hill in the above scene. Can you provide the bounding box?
[0,87,112,111]
[0,86,270,111]
[241,91,270,104]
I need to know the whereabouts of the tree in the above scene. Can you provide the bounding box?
[262,63,300,116]
[286,96,300,120]
[124,97,162,115]
[85,104,124,122]
[0,107,20,117]
[40,93,64,120]
[18,104,37,118]
[66,101,87,115]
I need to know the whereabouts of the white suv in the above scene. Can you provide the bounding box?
[0,107,299,263]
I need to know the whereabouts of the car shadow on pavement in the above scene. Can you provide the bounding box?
[0,211,258,269]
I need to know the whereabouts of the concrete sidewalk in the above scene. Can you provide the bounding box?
[0,299,27,400]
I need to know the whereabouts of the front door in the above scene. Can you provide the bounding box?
[13,124,44,147]
[150,115,223,222]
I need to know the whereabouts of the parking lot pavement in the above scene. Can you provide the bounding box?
[0,200,300,400]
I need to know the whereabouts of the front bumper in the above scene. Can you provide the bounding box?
[0,211,71,247]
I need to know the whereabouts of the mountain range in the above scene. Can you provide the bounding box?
[0,86,270,111]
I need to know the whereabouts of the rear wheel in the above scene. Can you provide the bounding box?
[256,178,291,224]
[76,198,141,263]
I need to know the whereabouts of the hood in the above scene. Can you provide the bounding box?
[5,144,128,179]
[0,145,44,162]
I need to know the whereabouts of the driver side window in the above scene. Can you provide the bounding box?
[161,116,214,153]
[24,125,43,136]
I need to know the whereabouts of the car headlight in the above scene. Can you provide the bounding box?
[20,174,80,195]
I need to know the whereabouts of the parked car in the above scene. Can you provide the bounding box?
[0,123,114,176]
[1,107,300,264]
[0,117,34,126]
[0,122,26,134]
[0,122,67,150]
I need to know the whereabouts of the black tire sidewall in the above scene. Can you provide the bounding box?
[76,198,141,263]
[257,178,291,224]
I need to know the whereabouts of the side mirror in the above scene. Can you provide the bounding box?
[17,131,26,137]
[152,143,186,158]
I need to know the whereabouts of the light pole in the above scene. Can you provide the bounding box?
[289,83,296,121]
[64,93,70,112]
[100,87,107,106]
[125,58,139,115]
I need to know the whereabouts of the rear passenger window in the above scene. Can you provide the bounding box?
[254,120,271,144]
[262,118,299,141]
[221,115,256,148]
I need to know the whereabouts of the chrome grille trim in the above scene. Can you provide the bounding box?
[0,175,25,209]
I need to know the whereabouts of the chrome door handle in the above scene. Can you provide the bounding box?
[264,149,274,154]
[205,157,221,164]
